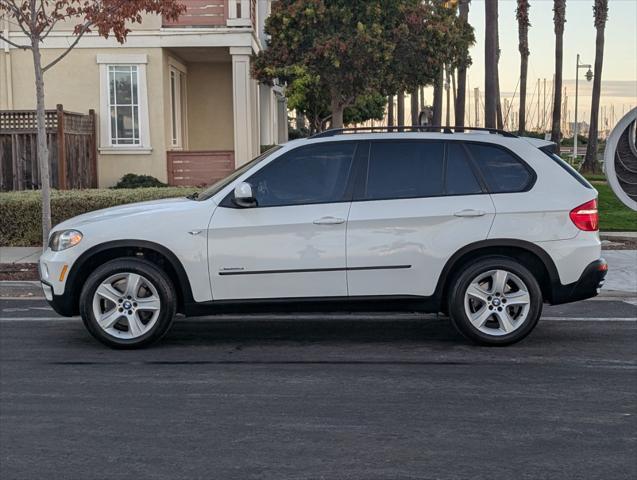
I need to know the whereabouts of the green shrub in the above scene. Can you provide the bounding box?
[112,173,167,189]
[0,188,199,247]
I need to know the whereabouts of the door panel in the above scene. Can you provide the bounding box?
[209,203,350,299]
[346,196,495,297]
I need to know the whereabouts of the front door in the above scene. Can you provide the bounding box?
[346,140,496,297]
[208,142,358,300]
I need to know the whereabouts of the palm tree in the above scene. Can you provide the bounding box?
[455,0,471,128]
[484,0,498,128]
[387,95,395,126]
[397,92,405,127]
[516,0,530,134]
[550,0,566,151]
[433,68,444,126]
[582,0,608,173]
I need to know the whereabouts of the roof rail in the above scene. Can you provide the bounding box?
[309,125,518,139]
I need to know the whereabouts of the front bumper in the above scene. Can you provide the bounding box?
[550,258,608,305]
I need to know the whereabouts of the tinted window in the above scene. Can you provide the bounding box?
[540,147,593,189]
[246,142,355,207]
[364,142,444,200]
[467,143,533,193]
[445,143,483,195]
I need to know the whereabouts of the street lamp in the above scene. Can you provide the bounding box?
[573,54,593,161]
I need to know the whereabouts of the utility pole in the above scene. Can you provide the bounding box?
[573,53,593,160]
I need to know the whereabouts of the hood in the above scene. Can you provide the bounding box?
[54,197,194,231]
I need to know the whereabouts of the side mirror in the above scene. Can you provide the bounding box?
[233,182,257,208]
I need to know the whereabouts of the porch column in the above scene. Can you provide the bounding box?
[231,47,258,166]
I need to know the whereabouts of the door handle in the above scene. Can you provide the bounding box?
[313,216,346,225]
[454,209,487,217]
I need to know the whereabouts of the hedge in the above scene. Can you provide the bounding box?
[0,188,199,247]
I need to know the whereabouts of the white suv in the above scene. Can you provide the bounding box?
[40,127,607,348]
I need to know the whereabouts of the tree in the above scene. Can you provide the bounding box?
[484,0,498,128]
[581,0,608,173]
[455,0,471,128]
[550,0,566,150]
[253,1,398,129]
[0,0,185,247]
[516,0,530,133]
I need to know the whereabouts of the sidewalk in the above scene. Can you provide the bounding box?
[0,247,41,264]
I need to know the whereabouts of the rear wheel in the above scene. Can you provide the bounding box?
[448,256,543,346]
[79,259,176,349]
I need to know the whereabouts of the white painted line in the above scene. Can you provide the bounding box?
[0,316,636,322]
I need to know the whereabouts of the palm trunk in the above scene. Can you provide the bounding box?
[582,10,606,173]
[495,15,503,130]
[32,40,51,248]
[397,92,405,127]
[484,0,498,128]
[387,95,395,126]
[551,0,565,152]
[519,55,528,133]
[410,88,419,126]
[517,0,530,134]
[433,69,444,126]
[455,0,470,129]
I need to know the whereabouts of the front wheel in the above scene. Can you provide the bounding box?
[79,259,177,349]
[448,256,543,346]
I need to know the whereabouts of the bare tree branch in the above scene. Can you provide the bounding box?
[42,21,92,72]
[0,32,31,49]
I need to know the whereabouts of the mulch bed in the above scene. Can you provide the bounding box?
[0,263,39,281]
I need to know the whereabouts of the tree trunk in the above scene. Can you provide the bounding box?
[517,0,530,134]
[551,0,565,152]
[330,93,344,129]
[455,0,470,128]
[484,0,498,128]
[32,41,51,248]
[410,88,419,126]
[387,95,395,127]
[582,8,606,173]
[519,55,528,133]
[433,69,444,126]
[495,13,503,130]
[397,92,405,127]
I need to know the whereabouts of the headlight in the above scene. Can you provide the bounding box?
[49,230,83,251]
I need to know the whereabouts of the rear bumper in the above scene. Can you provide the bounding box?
[550,258,608,305]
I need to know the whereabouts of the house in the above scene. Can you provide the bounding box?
[0,0,287,188]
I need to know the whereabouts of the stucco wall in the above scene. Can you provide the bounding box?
[186,62,234,151]
[4,47,168,187]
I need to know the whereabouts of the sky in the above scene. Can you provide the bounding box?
[421,0,637,130]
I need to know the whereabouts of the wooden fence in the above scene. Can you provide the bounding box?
[167,150,234,187]
[0,105,97,191]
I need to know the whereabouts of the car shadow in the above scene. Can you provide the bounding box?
[161,314,463,346]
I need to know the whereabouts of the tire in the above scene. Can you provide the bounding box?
[447,256,543,346]
[79,258,177,349]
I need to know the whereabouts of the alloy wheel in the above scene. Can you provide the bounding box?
[463,269,531,336]
[92,272,161,339]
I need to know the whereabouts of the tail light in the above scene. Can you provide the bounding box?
[570,199,599,231]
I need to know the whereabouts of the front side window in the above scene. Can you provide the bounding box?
[466,143,534,193]
[363,141,444,200]
[246,142,356,207]
[108,65,140,146]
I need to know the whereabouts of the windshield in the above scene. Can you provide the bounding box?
[196,146,283,201]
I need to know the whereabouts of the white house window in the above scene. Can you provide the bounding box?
[108,65,140,146]
[97,54,151,154]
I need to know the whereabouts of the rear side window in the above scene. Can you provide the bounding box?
[364,141,444,200]
[540,147,593,189]
[246,142,356,207]
[445,143,483,195]
[466,143,534,193]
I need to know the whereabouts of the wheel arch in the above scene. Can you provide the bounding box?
[435,239,561,306]
[66,240,194,315]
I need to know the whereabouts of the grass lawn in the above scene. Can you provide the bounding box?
[594,182,637,232]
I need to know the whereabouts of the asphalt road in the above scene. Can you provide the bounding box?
[1,297,636,480]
